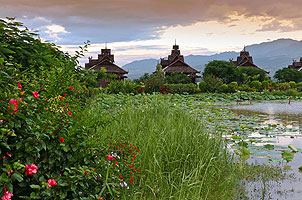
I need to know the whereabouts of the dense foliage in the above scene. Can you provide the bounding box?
[0,18,140,199]
[164,83,197,94]
[165,72,192,84]
[203,60,242,83]
[274,68,302,83]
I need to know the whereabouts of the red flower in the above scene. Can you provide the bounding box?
[32,91,39,99]
[60,137,64,143]
[46,179,57,189]
[18,81,22,89]
[107,155,114,160]
[24,163,38,175]
[8,99,22,114]
[2,187,13,200]
[68,111,72,115]
[60,96,63,100]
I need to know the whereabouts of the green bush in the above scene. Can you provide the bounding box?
[250,81,261,91]
[239,67,266,82]
[164,83,197,94]
[203,74,223,92]
[262,81,269,90]
[219,84,228,93]
[198,81,207,92]
[285,89,299,96]
[106,80,140,94]
[165,72,192,84]
[228,82,238,93]
[271,81,277,89]
[279,82,290,91]
[297,82,302,92]
[289,81,296,88]
[145,74,166,93]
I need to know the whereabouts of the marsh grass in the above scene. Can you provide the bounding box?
[85,95,242,199]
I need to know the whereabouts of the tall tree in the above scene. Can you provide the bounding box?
[274,68,302,82]
[203,60,242,83]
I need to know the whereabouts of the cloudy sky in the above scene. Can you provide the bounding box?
[1,0,302,66]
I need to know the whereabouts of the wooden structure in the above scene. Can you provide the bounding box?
[231,47,269,73]
[288,57,302,71]
[160,43,201,83]
[85,47,128,81]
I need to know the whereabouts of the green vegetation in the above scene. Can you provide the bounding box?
[81,94,241,199]
[1,17,294,199]
[274,68,302,82]
[203,60,242,83]
[165,72,193,84]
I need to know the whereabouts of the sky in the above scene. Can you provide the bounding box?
[1,0,302,66]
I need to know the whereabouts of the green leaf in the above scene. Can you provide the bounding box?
[281,151,294,163]
[12,173,23,182]
[30,184,41,190]
[240,148,250,156]
[288,144,298,152]
[264,144,274,150]
[0,143,10,150]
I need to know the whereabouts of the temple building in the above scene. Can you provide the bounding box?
[288,57,302,71]
[85,47,128,81]
[160,43,201,83]
[231,47,269,74]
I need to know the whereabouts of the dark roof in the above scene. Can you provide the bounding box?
[288,57,302,71]
[163,59,200,74]
[232,49,269,74]
[160,44,200,76]
[89,59,128,74]
[85,48,128,77]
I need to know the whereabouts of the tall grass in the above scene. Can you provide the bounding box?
[84,95,242,199]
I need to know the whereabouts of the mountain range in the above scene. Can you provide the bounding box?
[122,38,302,79]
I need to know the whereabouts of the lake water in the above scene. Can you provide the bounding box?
[230,101,302,200]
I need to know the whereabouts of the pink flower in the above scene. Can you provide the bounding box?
[107,155,114,160]
[8,99,19,114]
[32,91,39,99]
[0,120,3,123]
[60,137,64,143]
[2,187,13,200]
[68,111,72,115]
[46,179,58,189]
[18,81,22,89]
[24,163,38,175]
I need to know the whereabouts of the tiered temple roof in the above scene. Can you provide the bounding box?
[160,44,201,82]
[288,57,302,71]
[231,47,269,73]
[85,48,128,79]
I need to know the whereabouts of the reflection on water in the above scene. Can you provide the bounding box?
[230,101,302,200]
[232,101,302,115]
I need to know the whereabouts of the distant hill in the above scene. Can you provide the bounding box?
[123,38,302,79]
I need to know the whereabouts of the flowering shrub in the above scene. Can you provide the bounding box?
[0,58,141,199]
[0,18,141,199]
[164,83,197,94]
[145,74,166,93]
